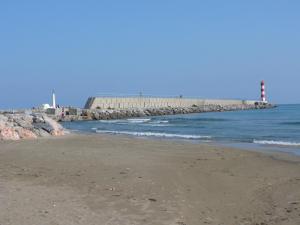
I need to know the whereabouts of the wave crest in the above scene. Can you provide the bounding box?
[96,130,211,139]
[151,120,169,124]
[126,118,151,123]
[253,140,300,147]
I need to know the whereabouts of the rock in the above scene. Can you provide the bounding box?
[14,115,34,130]
[42,115,65,136]
[1,130,17,140]
[33,128,51,137]
[0,126,19,140]
[0,114,8,122]
[15,127,37,139]
[32,115,45,123]
[0,113,65,141]
[43,102,275,122]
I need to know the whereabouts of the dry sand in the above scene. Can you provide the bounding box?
[0,134,300,225]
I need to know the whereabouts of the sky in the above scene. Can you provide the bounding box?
[0,0,299,109]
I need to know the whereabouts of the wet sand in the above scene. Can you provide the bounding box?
[0,134,300,225]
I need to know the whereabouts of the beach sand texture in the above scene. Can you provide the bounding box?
[0,134,300,225]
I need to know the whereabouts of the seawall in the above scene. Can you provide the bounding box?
[85,97,258,110]
[55,102,275,122]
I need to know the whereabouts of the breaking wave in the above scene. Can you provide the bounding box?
[96,130,211,139]
[99,120,124,123]
[144,120,170,127]
[253,140,300,147]
[151,120,169,124]
[126,118,151,123]
[142,124,170,127]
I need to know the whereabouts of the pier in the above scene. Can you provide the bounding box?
[84,97,260,110]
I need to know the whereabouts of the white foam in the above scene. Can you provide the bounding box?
[96,130,211,139]
[141,120,170,126]
[143,124,170,127]
[151,120,169,124]
[99,119,167,125]
[126,118,151,123]
[253,140,300,147]
[69,129,80,132]
[99,120,124,123]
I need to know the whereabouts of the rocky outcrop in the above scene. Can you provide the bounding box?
[53,103,275,122]
[0,113,65,141]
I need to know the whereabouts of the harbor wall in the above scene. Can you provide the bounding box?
[85,97,258,109]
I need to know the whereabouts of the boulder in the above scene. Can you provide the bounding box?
[15,127,37,139]
[42,115,65,136]
[0,113,65,141]
[0,127,20,140]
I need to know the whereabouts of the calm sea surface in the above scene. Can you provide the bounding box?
[62,104,300,155]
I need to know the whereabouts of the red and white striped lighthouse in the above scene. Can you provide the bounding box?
[261,80,266,102]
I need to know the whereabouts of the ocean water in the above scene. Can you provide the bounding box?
[62,104,300,155]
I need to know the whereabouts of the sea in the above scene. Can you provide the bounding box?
[62,104,300,155]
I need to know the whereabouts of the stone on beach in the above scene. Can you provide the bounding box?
[43,115,65,136]
[0,126,20,140]
[15,127,37,139]
[0,113,65,141]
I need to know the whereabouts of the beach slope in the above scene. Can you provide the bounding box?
[0,134,299,225]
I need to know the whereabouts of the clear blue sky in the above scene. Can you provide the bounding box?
[0,1,299,109]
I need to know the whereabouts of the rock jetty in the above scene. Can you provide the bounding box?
[0,113,65,141]
[55,102,275,122]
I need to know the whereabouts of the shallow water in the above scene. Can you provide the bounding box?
[62,104,300,155]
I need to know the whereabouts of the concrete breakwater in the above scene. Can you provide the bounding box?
[55,102,274,122]
[85,97,259,109]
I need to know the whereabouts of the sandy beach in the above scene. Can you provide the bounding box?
[0,134,300,225]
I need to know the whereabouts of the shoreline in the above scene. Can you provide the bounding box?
[74,132,300,159]
[65,127,300,157]
[1,133,300,225]
[87,132,300,160]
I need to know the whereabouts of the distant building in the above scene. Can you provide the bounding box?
[41,103,51,110]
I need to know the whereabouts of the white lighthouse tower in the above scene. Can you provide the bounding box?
[52,90,56,108]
